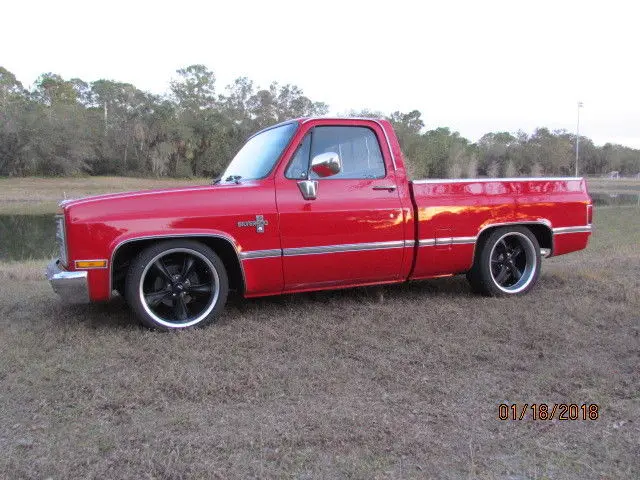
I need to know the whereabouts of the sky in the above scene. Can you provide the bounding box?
[2,0,639,147]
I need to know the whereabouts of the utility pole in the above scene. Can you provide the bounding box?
[575,101,583,176]
[104,101,108,136]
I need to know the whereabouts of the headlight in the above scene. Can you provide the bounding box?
[55,214,68,266]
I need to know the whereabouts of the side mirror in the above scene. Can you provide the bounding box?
[297,180,318,200]
[311,152,341,178]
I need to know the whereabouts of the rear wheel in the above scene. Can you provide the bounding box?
[125,240,228,330]
[466,226,541,296]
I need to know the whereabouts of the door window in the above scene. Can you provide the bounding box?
[285,126,386,180]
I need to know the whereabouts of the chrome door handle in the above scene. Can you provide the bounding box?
[372,185,397,191]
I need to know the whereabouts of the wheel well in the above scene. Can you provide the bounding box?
[111,236,244,296]
[525,224,554,253]
[473,223,553,264]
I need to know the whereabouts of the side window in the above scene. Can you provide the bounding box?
[285,133,311,179]
[310,126,386,180]
[285,126,387,180]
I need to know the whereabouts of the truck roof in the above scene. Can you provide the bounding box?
[251,117,387,138]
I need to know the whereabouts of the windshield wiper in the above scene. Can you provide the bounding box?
[224,175,243,184]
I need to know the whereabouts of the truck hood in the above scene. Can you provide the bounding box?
[60,184,215,210]
[61,181,270,223]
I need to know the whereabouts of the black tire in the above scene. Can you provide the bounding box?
[466,226,541,297]
[125,240,228,330]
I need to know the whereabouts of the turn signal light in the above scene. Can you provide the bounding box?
[75,260,108,269]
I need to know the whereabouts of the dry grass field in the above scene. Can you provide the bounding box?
[0,179,638,478]
[587,178,640,193]
[0,177,208,214]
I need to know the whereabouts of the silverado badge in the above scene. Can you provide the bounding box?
[237,215,268,233]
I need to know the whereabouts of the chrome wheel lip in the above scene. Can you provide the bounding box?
[489,232,537,294]
[139,248,220,328]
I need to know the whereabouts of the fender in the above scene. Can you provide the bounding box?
[470,219,554,265]
[108,229,245,300]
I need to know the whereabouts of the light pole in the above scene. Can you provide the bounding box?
[575,101,583,176]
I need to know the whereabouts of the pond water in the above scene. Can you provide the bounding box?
[0,192,638,261]
[0,214,57,261]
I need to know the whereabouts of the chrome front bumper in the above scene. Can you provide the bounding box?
[45,259,90,304]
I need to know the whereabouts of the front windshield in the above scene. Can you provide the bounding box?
[221,122,298,181]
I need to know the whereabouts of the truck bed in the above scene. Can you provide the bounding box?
[408,177,592,279]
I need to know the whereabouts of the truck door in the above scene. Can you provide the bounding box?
[274,120,406,291]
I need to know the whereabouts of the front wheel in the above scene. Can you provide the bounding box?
[125,240,228,330]
[466,226,541,296]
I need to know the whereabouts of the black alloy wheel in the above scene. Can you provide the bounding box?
[466,226,541,296]
[125,240,228,329]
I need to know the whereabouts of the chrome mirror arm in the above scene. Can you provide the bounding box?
[297,180,318,200]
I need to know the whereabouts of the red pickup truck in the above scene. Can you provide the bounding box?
[46,117,592,330]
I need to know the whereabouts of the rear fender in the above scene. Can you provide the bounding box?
[471,220,553,266]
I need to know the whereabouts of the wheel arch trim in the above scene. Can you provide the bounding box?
[108,232,246,299]
[470,219,553,266]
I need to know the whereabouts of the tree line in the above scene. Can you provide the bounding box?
[1,65,638,178]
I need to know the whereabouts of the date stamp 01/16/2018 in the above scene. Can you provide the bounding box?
[498,403,600,421]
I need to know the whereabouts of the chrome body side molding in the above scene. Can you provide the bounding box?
[419,236,477,247]
[241,239,415,260]
[412,177,583,184]
[239,249,282,260]
[451,236,477,245]
[283,240,405,257]
[552,225,592,235]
